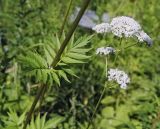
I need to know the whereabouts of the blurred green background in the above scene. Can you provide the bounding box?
[0,0,160,129]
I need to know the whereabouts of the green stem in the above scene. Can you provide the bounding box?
[23,0,91,129]
[59,0,73,38]
[119,38,123,51]
[124,43,137,49]
[113,38,122,66]
[113,51,118,66]
[86,57,108,129]
[105,56,108,77]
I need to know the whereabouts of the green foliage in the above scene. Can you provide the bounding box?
[3,110,64,129]
[0,0,160,129]
[18,34,92,86]
[27,114,64,129]
[3,110,26,129]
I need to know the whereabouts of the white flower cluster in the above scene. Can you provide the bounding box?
[108,68,130,89]
[92,16,152,46]
[96,47,115,55]
[110,16,141,38]
[135,31,153,46]
[92,23,110,33]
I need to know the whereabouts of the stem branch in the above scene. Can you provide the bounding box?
[59,0,73,37]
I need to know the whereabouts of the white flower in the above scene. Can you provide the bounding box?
[110,16,141,38]
[92,16,153,46]
[135,31,153,46]
[96,47,115,55]
[92,23,111,33]
[108,68,130,89]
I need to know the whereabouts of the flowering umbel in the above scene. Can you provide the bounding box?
[92,16,153,46]
[108,68,130,89]
[96,47,115,55]
[110,16,141,38]
[92,23,110,33]
[135,31,153,46]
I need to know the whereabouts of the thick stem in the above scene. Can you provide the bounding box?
[59,0,73,38]
[23,84,46,129]
[23,0,91,129]
[38,84,48,112]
